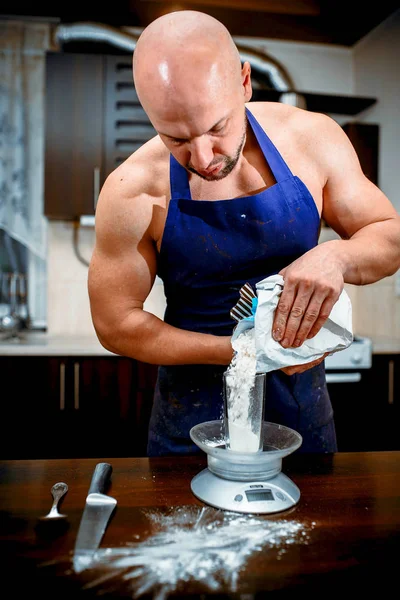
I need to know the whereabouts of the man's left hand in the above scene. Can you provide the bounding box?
[272,245,344,349]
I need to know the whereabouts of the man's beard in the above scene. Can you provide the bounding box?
[186,115,247,182]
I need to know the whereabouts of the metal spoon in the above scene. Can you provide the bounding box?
[40,482,68,520]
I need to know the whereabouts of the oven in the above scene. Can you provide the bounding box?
[325,335,372,382]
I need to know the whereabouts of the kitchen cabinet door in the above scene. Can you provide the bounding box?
[44,52,157,220]
[63,357,159,458]
[71,356,150,458]
[1,357,72,459]
[328,354,400,452]
[363,354,400,451]
[44,52,105,219]
[0,356,158,460]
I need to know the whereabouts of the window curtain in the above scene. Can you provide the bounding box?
[0,19,52,325]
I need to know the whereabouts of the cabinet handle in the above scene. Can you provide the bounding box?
[59,362,66,410]
[388,360,394,405]
[74,361,80,410]
[93,166,100,211]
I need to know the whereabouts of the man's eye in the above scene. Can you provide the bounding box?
[211,124,226,134]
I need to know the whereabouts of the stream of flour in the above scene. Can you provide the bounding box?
[225,327,260,452]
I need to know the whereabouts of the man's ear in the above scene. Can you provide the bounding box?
[242,61,252,102]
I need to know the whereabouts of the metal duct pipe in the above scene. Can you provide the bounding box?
[234,44,294,92]
[279,92,307,109]
[53,21,299,98]
[54,22,139,53]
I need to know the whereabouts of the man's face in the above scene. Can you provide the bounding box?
[150,85,249,182]
[149,63,247,181]
[185,114,247,182]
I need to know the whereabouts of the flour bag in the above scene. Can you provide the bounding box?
[230,274,353,373]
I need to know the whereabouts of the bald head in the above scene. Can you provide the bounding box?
[133,11,244,123]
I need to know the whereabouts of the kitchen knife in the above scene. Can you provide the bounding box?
[73,462,117,573]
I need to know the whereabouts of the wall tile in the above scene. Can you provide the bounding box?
[352,280,399,341]
[47,222,166,336]
[48,280,95,336]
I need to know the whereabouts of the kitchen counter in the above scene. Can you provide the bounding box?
[366,335,400,354]
[0,331,399,355]
[1,451,399,598]
[0,332,116,356]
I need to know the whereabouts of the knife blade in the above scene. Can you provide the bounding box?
[73,462,117,573]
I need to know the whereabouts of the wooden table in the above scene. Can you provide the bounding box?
[1,451,399,598]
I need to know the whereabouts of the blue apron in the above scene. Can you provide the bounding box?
[147,107,337,456]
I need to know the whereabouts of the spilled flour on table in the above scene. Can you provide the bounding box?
[80,505,315,600]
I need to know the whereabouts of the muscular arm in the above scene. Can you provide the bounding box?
[88,164,233,366]
[272,111,400,362]
[320,120,400,285]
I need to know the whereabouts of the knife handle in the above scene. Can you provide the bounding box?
[87,463,113,495]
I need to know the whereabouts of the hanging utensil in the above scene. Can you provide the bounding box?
[17,273,32,330]
[0,273,22,336]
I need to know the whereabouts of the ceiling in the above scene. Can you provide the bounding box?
[1,1,399,46]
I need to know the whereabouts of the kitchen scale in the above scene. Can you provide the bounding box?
[189,419,302,514]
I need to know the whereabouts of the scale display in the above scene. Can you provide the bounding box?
[245,489,274,502]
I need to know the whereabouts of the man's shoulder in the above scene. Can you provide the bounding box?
[104,135,170,200]
[247,101,341,158]
[95,136,171,241]
[247,101,329,132]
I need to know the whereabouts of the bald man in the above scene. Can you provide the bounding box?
[88,11,400,456]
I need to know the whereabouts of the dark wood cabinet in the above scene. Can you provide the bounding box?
[44,53,105,219]
[44,52,156,220]
[2,352,398,458]
[342,122,379,185]
[1,357,70,459]
[0,356,158,460]
[328,353,400,452]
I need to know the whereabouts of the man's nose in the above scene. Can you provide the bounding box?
[189,137,214,171]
